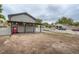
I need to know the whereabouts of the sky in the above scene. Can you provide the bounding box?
[2,4,79,23]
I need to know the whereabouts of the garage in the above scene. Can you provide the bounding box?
[8,12,42,34]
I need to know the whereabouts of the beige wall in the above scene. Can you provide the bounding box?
[18,25,25,33]
[26,25,34,32]
[18,25,34,33]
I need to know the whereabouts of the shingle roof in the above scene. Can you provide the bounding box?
[8,12,36,21]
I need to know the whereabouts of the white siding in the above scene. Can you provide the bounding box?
[11,14,35,23]
[18,25,24,33]
[26,25,34,32]
[0,27,11,35]
[35,28,41,32]
[18,25,34,33]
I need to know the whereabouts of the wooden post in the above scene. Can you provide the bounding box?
[11,22,12,34]
[16,22,18,33]
[33,24,35,32]
[40,25,42,32]
[24,23,26,33]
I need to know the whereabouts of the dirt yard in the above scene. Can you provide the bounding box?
[0,32,79,54]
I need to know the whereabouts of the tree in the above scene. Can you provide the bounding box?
[35,18,42,27]
[0,4,6,20]
[0,4,6,24]
[43,22,52,28]
[67,18,73,25]
[0,5,2,13]
[43,22,49,28]
[0,14,6,20]
[36,18,42,24]
[51,22,55,27]
[73,22,79,26]
[56,17,73,25]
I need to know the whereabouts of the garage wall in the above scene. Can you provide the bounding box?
[26,25,34,32]
[18,25,25,33]
[18,25,35,33]
[0,27,11,35]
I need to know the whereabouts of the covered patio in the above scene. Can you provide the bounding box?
[8,21,42,34]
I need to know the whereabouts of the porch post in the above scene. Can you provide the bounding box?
[16,22,18,33]
[33,24,35,32]
[40,25,42,32]
[24,23,26,33]
[11,22,12,34]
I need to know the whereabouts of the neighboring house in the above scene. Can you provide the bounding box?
[55,24,79,31]
[55,24,68,30]
[8,12,42,34]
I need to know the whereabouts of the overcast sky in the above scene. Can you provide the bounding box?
[2,4,79,23]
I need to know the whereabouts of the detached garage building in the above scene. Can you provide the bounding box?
[8,12,42,34]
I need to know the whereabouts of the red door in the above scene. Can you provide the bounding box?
[12,27,17,34]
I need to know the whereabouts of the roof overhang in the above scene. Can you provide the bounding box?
[8,21,42,25]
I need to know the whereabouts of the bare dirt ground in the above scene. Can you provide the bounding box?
[0,32,79,54]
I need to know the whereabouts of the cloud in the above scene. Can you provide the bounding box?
[2,4,79,23]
